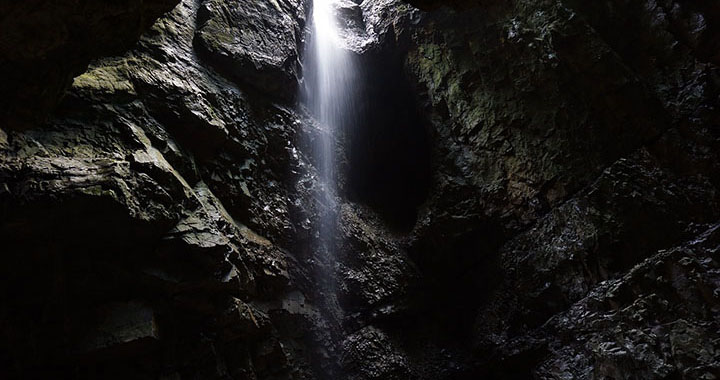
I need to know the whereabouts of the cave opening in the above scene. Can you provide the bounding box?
[343,53,433,231]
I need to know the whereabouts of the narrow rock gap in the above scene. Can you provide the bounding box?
[343,51,434,232]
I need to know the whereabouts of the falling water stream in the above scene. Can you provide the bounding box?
[301,0,357,291]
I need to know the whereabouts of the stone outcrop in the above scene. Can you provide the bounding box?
[194,0,305,99]
[0,0,719,378]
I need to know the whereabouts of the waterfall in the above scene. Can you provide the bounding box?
[301,0,357,287]
[304,0,356,182]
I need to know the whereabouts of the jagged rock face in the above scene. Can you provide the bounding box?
[1,0,719,379]
[397,0,720,377]
[0,0,314,377]
[195,0,305,99]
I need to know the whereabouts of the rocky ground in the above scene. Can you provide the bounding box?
[0,0,719,379]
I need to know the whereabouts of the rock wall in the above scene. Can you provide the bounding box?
[0,0,719,379]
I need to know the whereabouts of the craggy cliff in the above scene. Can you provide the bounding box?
[1,0,719,378]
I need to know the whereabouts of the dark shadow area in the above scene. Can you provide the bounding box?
[408,222,505,339]
[344,52,433,231]
[345,221,508,378]
[0,197,221,379]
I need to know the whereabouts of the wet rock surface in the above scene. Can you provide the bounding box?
[1,0,720,378]
[195,0,305,99]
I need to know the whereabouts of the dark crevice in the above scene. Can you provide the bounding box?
[343,50,434,232]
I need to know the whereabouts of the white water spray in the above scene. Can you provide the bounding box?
[304,0,356,184]
[301,0,357,276]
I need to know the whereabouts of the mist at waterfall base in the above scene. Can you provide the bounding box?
[300,0,358,294]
